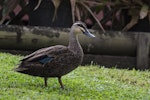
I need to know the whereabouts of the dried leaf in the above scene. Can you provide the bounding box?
[76,6,81,21]
[122,7,140,31]
[0,0,19,24]
[122,16,139,31]
[70,0,76,23]
[83,0,103,6]
[2,0,19,15]
[79,2,105,32]
[52,0,61,22]
[140,4,149,19]
[34,0,42,10]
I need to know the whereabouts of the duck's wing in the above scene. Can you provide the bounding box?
[22,47,53,62]
[21,45,71,64]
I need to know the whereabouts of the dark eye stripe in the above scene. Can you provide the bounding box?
[77,24,86,29]
[77,24,83,27]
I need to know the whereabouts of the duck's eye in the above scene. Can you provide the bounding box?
[77,24,84,28]
[77,24,82,27]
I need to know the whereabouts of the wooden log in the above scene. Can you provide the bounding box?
[83,54,136,69]
[0,25,150,69]
[0,25,138,56]
[0,25,69,51]
[136,33,150,70]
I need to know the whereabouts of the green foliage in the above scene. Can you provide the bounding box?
[0,0,149,31]
[34,0,106,32]
[0,53,150,100]
[114,0,150,31]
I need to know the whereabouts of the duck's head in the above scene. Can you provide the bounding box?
[71,21,95,38]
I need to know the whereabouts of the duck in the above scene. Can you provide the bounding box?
[14,21,95,89]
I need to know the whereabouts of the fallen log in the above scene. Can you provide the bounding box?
[0,25,149,69]
[0,25,137,55]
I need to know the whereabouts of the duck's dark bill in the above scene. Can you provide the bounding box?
[84,29,95,38]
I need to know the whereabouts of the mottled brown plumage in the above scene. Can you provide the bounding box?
[14,21,95,89]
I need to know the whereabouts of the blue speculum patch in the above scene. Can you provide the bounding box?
[39,56,53,64]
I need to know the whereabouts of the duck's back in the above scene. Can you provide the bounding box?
[15,45,83,77]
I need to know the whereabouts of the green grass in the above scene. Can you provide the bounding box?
[0,53,150,100]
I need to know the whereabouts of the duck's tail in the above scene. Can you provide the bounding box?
[13,62,28,72]
[13,67,28,72]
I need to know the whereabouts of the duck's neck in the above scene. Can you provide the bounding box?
[68,30,83,54]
